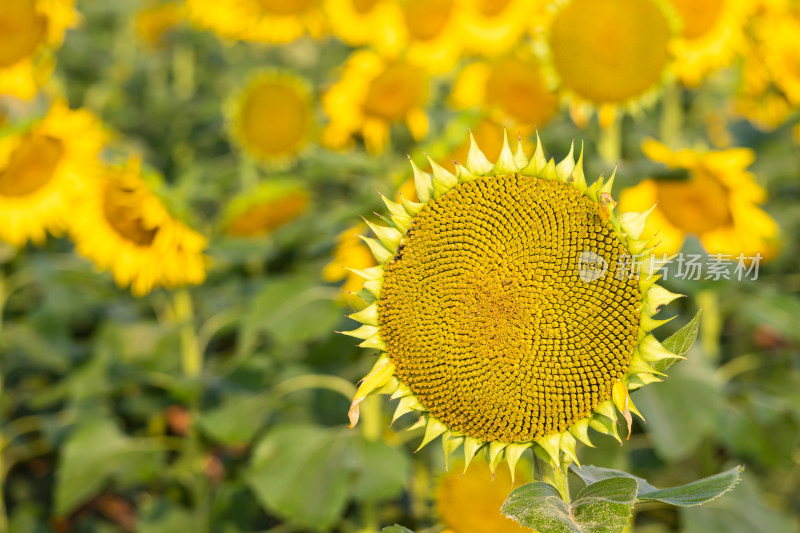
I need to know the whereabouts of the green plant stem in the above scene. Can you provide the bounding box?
[273,374,357,401]
[659,82,682,147]
[697,289,721,362]
[598,115,622,164]
[552,463,571,503]
[174,289,202,379]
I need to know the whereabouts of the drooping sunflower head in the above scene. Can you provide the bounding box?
[223,181,310,238]
[541,0,678,122]
[229,71,315,166]
[0,0,77,98]
[0,101,106,247]
[70,160,208,296]
[343,132,683,474]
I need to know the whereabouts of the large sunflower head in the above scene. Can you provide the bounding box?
[0,0,78,99]
[0,101,106,247]
[541,0,678,121]
[620,139,779,259]
[70,160,208,296]
[342,132,683,474]
[223,181,310,238]
[229,71,315,166]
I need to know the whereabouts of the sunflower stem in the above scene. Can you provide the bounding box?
[659,82,682,147]
[552,462,571,503]
[174,288,202,379]
[697,290,721,362]
[598,115,622,164]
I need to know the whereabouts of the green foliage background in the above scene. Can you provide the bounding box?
[2,0,800,532]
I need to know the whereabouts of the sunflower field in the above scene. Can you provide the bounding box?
[2,0,800,531]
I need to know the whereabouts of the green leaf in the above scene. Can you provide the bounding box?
[350,438,409,502]
[55,418,165,516]
[655,310,701,373]
[638,466,743,506]
[502,478,638,533]
[572,465,743,508]
[380,526,415,533]
[196,392,273,445]
[246,423,357,531]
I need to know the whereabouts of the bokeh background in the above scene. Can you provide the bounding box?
[1,0,799,531]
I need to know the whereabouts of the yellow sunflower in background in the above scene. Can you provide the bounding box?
[70,160,208,297]
[451,51,559,130]
[322,50,429,154]
[134,2,186,49]
[344,133,683,475]
[223,181,310,238]
[394,0,463,73]
[620,139,779,259]
[0,101,106,247]
[668,0,750,87]
[752,8,800,108]
[459,0,540,58]
[323,224,377,309]
[325,0,402,49]
[229,71,315,166]
[436,458,533,533]
[0,0,78,99]
[540,0,677,126]
[186,0,325,44]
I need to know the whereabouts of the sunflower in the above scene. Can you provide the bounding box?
[134,2,186,49]
[0,101,106,247]
[0,0,78,99]
[323,224,378,309]
[223,181,309,237]
[395,0,463,73]
[667,0,750,87]
[437,458,533,533]
[451,51,559,129]
[325,0,402,49]
[70,160,207,297]
[459,0,541,58]
[751,7,800,107]
[185,0,325,44]
[322,50,429,154]
[229,71,315,166]
[540,0,677,124]
[343,132,682,475]
[620,139,779,260]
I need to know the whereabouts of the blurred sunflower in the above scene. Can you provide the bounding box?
[451,51,559,129]
[667,0,750,87]
[0,0,78,99]
[0,101,105,247]
[541,0,676,125]
[459,0,540,58]
[223,181,309,238]
[229,71,315,166]
[344,133,683,473]
[70,160,207,297]
[322,50,429,154]
[323,224,377,309]
[620,139,779,259]
[186,0,325,43]
[436,458,533,533]
[395,0,463,73]
[325,0,402,48]
[134,2,186,49]
[752,9,800,107]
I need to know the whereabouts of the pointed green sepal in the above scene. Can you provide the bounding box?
[348,303,379,326]
[390,381,413,400]
[360,236,393,264]
[513,135,529,169]
[341,324,379,340]
[638,334,683,363]
[406,414,427,432]
[409,157,434,203]
[392,394,423,424]
[504,443,531,482]
[346,265,383,280]
[601,166,616,195]
[455,161,478,183]
[618,205,655,240]
[466,131,494,175]
[560,431,580,467]
[640,312,676,332]
[570,141,587,192]
[400,194,425,215]
[415,417,448,452]
[428,156,458,198]
[645,285,683,312]
[555,141,576,181]
[463,437,484,472]
[488,441,508,474]
[358,333,386,350]
[589,414,622,444]
[626,372,663,390]
[365,220,402,251]
[536,433,562,465]
[629,350,666,376]
[363,277,383,297]
[442,432,464,470]
[492,130,518,174]
[568,418,594,448]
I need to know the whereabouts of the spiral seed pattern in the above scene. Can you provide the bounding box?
[379,174,640,443]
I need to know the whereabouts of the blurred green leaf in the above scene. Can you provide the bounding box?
[381,526,414,532]
[501,478,637,532]
[350,437,409,502]
[196,392,273,445]
[55,418,165,516]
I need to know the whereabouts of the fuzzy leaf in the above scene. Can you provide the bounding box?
[655,310,701,373]
[637,466,743,506]
[502,478,638,533]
